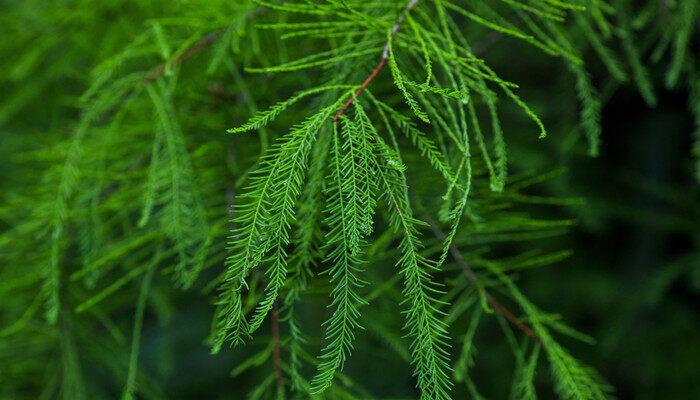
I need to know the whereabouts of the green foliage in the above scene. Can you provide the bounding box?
[144,81,210,288]
[693,77,700,182]
[1,0,698,399]
[311,110,378,393]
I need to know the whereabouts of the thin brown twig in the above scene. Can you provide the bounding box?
[271,300,284,393]
[142,30,224,84]
[486,294,539,343]
[141,6,274,85]
[132,5,275,207]
[333,58,388,122]
[333,0,419,122]
[425,216,541,344]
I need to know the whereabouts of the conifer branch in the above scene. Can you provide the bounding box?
[333,0,419,122]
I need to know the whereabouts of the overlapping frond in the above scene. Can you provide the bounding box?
[499,275,614,400]
[373,150,454,400]
[213,94,351,350]
[144,81,210,288]
[311,111,378,393]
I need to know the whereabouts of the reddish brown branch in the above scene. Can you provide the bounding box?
[333,58,387,122]
[486,294,539,342]
[332,0,419,122]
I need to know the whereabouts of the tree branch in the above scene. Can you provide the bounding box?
[333,0,419,122]
[425,216,541,344]
[142,30,224,84]
[141,7,269,85]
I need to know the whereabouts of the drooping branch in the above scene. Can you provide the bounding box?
[333,0,419,122]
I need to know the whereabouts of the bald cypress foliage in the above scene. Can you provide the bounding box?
[1,1,698,399]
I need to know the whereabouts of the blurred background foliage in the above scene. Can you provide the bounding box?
[0,0,698,399]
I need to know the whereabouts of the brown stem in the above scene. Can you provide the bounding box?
[141,6,274,85]
[425,215,541,344]
[142,30,223,84]
[332,0,419,122]
[333,58,387,122]
[486,294,539,342]
[271,300,284,393]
